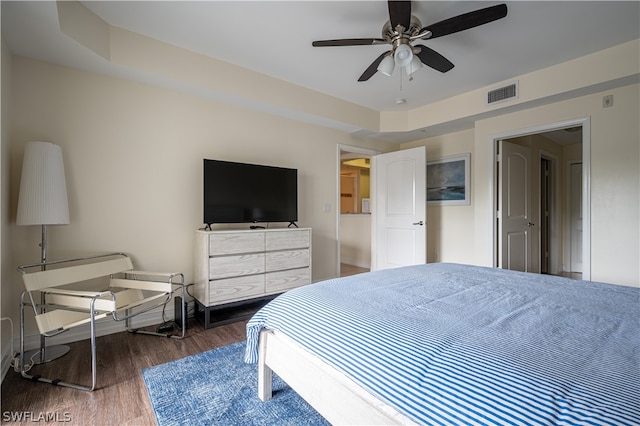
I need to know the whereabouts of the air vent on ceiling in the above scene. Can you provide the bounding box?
[487,81,518,105]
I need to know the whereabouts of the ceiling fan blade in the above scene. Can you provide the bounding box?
[388,0,412,32]
[420,4,508,39]
[312,38,386,47]
[358,51,391,82]
[414,45,454,73]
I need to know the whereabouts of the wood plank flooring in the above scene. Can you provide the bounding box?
[1,319,246,425]
[340,263,369,277]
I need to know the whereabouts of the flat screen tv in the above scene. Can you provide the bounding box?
[203,159,298,228]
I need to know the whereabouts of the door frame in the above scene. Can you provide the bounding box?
[539,150,560,275]
[566,160,584,273]
[490,117,591,280]
[336,144,379,278]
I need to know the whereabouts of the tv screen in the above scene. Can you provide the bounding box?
[203,159,298,226]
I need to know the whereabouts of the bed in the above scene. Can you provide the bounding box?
[245,263,640,425]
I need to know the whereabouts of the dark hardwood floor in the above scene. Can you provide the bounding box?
[340,263,369,277]
[1,318,246,425]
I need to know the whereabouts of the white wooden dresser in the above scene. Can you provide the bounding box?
[194,227,311,327]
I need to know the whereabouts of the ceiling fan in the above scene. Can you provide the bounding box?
[312,1,508,81]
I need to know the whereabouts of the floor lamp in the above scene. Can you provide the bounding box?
[17,141,71,363]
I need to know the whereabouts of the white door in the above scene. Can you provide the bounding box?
[498,140,533,272]
[570,162,583,273]
[371,146,426,271]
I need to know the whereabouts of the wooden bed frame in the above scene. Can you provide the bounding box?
[257,330,417,425]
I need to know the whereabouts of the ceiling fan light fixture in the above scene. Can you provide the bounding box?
[405,55,424,76]
[393,44,413,67]
[377,55,396,76]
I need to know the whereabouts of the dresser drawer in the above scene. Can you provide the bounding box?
[265,249,310,272]
[266,229,310,251]
[266,268,311,293]
[209,253,265,279]
[209,232,265,255]
[209,274,265,304]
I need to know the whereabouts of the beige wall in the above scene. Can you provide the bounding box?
[339,214,371,269]
[5,56,395,340]
[1,36,14,377]
[389,39,639,134]
[402,84,639,288]
[473,84,639,286]
[398,41,638,281]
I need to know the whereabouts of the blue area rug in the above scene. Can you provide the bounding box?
[142,341,329,426]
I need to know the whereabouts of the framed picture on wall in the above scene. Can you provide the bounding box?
[427,153,471,206]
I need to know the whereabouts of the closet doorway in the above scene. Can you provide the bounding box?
[495,120,588,279]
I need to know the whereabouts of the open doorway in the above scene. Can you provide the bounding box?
[495,121,587,279]
[337,145,378,277]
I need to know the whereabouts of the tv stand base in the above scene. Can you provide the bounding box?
[195,295,279,329]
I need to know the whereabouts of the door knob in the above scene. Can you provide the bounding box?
[528,222,535,227]
[413,221,424,226]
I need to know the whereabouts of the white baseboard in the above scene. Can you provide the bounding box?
[2,307,173,384]
[1,317,17,384]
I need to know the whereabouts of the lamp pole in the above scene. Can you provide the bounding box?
[26,225,71,364]
[17,141,71,364]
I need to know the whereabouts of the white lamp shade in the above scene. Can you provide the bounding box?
[405,55,425,76]
[17,141,70,226]
[377,55,396,76]
[394,44,413,68]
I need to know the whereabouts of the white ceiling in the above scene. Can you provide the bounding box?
[2,1,639,143]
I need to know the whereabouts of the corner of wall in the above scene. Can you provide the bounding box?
[1,34,15,384]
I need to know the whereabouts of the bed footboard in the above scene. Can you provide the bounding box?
[257,330,416,425]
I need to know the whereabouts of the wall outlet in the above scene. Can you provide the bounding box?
[603,94,614,108]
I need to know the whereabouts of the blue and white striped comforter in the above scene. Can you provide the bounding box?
[245,263,640,425]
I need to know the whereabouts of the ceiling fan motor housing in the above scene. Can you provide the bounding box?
[382,15,423,44]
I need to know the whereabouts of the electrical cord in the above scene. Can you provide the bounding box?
[185,282,195,299]
[156,283,197,332]
[185,283,197,319]
[1,317,37,373]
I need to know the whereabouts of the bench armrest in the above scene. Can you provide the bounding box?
[41,287,112,298]
[124,270,184,281]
